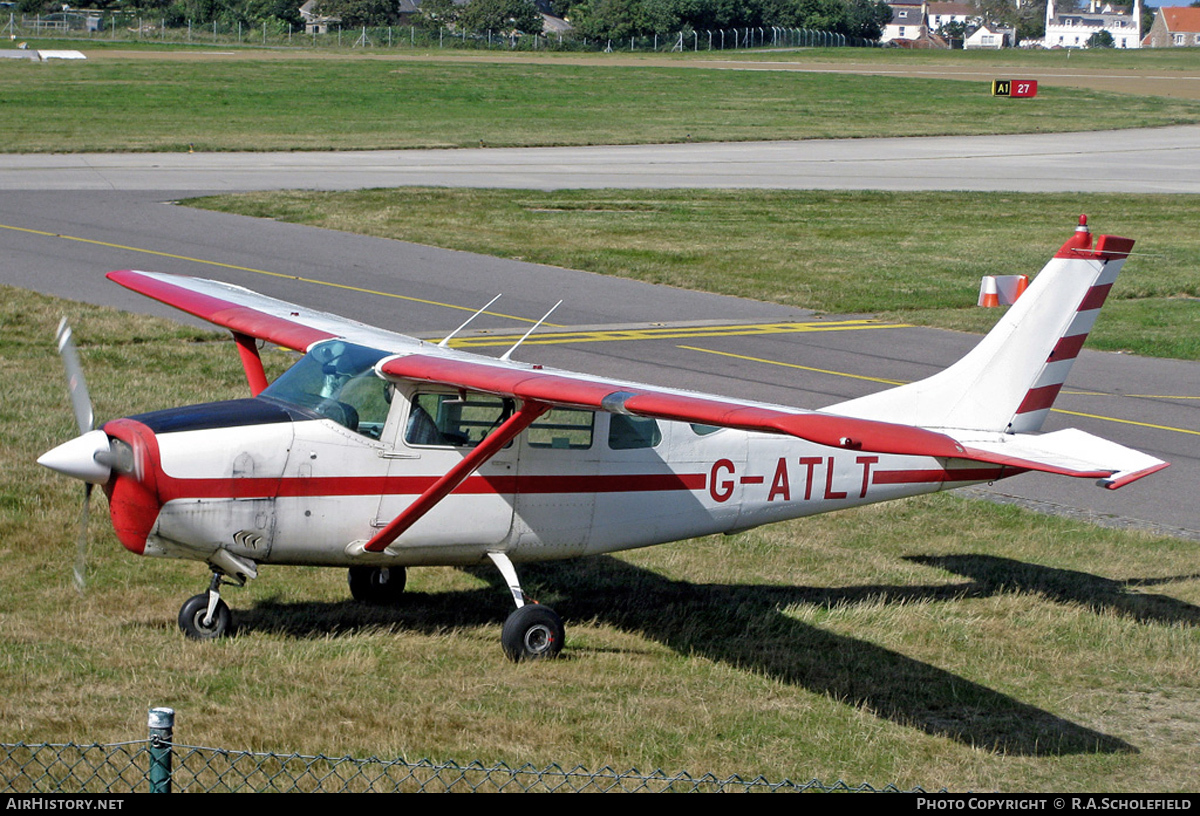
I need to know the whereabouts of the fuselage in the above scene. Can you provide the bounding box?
[105,380,1014,570]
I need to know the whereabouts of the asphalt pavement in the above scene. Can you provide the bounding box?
[4,125,1200,192]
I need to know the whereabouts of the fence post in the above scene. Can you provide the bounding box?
[148,707,175,794]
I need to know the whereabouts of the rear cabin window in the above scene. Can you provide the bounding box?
[527,408,594,449]
[608,415,662,450]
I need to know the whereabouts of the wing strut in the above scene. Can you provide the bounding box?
[232,332,269,396]
[363,400,551,553]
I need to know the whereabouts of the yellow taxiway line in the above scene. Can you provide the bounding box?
[445,320,909,348]
[0,221,556,326]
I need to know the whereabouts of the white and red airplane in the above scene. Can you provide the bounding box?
[38,216,1167,660]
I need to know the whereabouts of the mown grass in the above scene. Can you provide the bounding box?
[3,286,1198,791]
[4,55,1200,153]
[190,188,1200,360]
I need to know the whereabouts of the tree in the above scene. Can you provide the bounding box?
[843,0,891,40]
[317,0,399,26]
[459,0,544,32]
[1086,28,1114,47]
[417,0,463,27]
[938,19,968,47]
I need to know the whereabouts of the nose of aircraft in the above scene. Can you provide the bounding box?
[38,429,114,485]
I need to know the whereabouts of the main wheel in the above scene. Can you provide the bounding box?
[501,604,565,662]
[348,566,407,604]
[178,593,233,640]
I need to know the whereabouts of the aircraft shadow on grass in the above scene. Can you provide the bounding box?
[906,555,1200,627]
[231,551,1198,757]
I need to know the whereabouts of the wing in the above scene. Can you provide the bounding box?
[378,352,1142,481]
[110,270,1163,488]
[107,270,425,354]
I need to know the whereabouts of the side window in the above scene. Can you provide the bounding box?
[405,393,512,447]
[527,408,594,449]
[690,423,722,436]
[609,415,662,450]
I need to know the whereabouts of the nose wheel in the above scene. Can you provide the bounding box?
[178,572,235,640]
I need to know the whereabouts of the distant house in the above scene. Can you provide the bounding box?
[298,0,340,34]
[882,1,983,47]
[964,22,1015,48]
[1043,0,1142,49]
[882,2,929,44]
[927,1,977,32]
[1146,6,1200,47]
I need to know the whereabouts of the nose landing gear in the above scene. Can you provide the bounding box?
[178,572,235,640]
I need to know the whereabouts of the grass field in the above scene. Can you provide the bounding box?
[4,45,1199,792]
[5,53,1200,152]
[190,188,1200,360]
[2,286,1198,792]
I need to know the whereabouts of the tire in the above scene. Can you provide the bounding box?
[178,593,233,640]
[348,566,407,604]
[501,604,565,662]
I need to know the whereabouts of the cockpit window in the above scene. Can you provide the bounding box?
[260,341,391,439]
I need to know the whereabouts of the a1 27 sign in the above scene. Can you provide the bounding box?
[992,79,1038,98]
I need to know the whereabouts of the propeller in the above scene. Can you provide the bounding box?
[52,318,98,594]
[41,320,144,594]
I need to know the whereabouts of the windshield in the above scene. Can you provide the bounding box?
[261,341,391,439]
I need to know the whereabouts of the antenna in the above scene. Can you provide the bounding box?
[438,294,502,349]
[500,300,562,362]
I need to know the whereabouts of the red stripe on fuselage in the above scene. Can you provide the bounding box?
[155,466,1007,503]
[871,467,1010,485]
[156,472,708,502]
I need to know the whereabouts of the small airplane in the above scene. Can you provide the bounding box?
[38,216,1167,661]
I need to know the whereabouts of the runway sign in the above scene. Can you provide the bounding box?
[992,80,1038,98]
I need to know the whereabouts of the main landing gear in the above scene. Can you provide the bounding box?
[347,565,407,604]
[489,552,565,662]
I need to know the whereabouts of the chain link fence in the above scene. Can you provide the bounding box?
[2,709,933,793]
[2,13,877,52]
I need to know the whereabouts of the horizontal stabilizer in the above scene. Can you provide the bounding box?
[955,428,1167,489]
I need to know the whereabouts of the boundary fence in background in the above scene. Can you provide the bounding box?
[2,708,933,793]
[3,13,879,52]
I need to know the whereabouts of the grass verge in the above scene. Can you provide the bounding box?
[188,188,1200,360]
[3,285,1198,791]
[5,56,1200,152]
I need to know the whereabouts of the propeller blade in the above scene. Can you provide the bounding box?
[56,318,94,435]
[74,483,91,594]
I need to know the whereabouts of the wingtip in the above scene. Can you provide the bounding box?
[1101,461,1170,491]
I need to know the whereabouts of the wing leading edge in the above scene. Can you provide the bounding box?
[107,270,425,354]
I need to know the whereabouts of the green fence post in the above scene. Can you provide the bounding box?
[148,707,175,793]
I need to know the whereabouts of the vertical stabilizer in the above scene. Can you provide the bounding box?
[826,217,1133,434]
